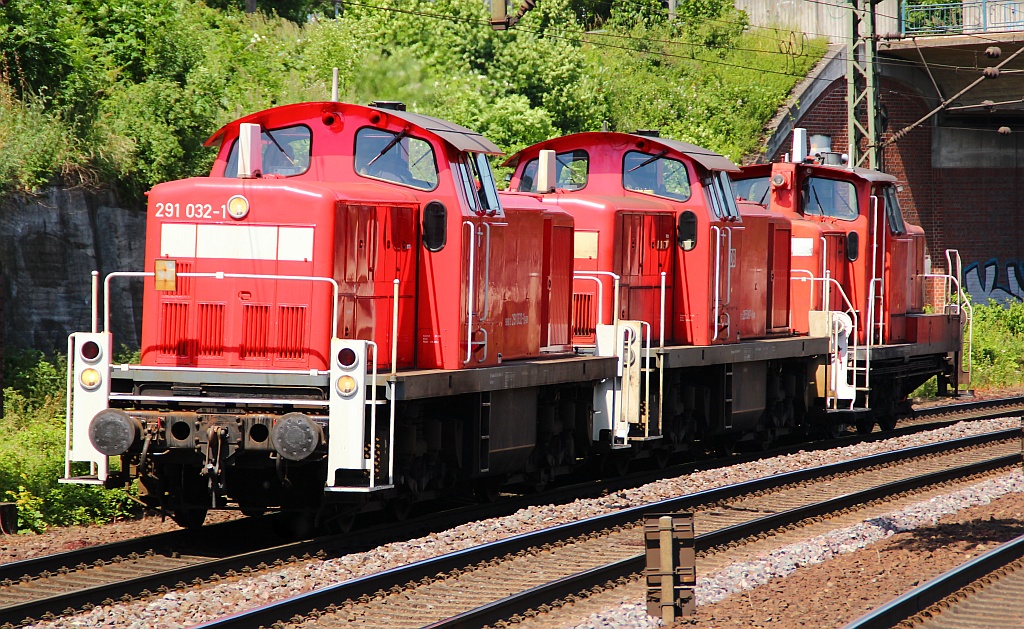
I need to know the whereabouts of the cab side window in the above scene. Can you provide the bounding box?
[702,171,740,219]
[882,185,907,235]
[456,152,502,215]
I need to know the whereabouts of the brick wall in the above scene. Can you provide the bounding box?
[770,77,1024,293]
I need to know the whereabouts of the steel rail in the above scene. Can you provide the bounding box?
[192,430,1020,629]
[0,518,254,583]
[4,399,1019,626]
[424,453,1021,629]
[16,394,1015,585]
[912,395,1024,421]
[840,533,1024,629]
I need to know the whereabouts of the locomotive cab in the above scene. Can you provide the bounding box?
[503,132,775,348]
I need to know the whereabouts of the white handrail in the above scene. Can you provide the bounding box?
[463,221,477,364]
[573,270,621,326]
[791,268,817,309]
[91,271,99,334]
[711,225,722,341]
[659,271,667,348]
[820,236,829,310]
[791,272,863,406]
[480,222,493,322]
[366,341,379,488]
[572,275,605,329]
[103,271,341,338]
[923,272,974,378]
[391,278,400,376]
[724,226,733,306]
[65,335,74,479]
[945,249,963,306]
[640,320,652,429]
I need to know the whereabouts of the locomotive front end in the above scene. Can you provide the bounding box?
[63,113,397,528]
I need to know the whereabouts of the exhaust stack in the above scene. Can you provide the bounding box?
[791,128,808,163]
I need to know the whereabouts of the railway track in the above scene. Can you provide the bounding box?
[842,533,1024,629]
[189,430,1021,629]
[1,396,1018,628]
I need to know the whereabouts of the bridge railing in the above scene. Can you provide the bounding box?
[902,0,1024,35]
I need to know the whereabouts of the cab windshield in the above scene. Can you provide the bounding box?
[225,124,312,177]
[732,176,771,207]
[518,150,589,192]
[622,151,691,201]
[354,127,439,190]
[801,176,859,221]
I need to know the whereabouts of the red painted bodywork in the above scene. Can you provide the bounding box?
[734,161,927,345]
[501,132,789,347]
[140,102,573,372]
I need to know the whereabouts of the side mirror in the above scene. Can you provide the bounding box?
[677,211,698,251]
[846,231,860,262]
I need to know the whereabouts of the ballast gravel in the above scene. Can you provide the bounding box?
[19,416,1021,629]
[563,470,1024,629]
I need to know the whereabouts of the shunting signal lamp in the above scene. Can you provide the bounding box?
[80,340,102,363]
[227,194,250,219]
[80,368,102,391]
[336,375,358,397]
[337,347,358,369]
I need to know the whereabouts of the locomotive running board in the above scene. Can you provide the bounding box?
[654,335,830,369]
[377,355,618,401]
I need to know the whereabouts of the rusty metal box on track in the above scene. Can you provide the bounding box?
[644,512,695,621]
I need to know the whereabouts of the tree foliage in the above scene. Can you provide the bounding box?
[1,0,823,196]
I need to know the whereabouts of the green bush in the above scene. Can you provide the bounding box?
[912,299,1024,400]
[1,350,138,533]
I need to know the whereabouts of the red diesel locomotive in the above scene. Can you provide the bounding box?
[63,102,969,529]
[66,101,598,529]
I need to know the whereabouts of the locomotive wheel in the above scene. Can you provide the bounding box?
[604,452,631,477]
[171,508,209,529]
[855,417,876,435]
[474,480,501,503]
[321,508,356,535]
[878,415,898,432]
[820,423,847,440]
[389,495,414,521]
[272,511,315,538]
[713,439,737,457]
[653,448,672,470]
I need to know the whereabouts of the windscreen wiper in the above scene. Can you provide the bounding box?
[627,149,668,173]
[262,126,297,166]
[367,128,409,167]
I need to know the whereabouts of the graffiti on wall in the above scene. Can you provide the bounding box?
[963,258,1024,304]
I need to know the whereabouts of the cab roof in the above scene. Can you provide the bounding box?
[503,131,739,173]
[204,101,503,155]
